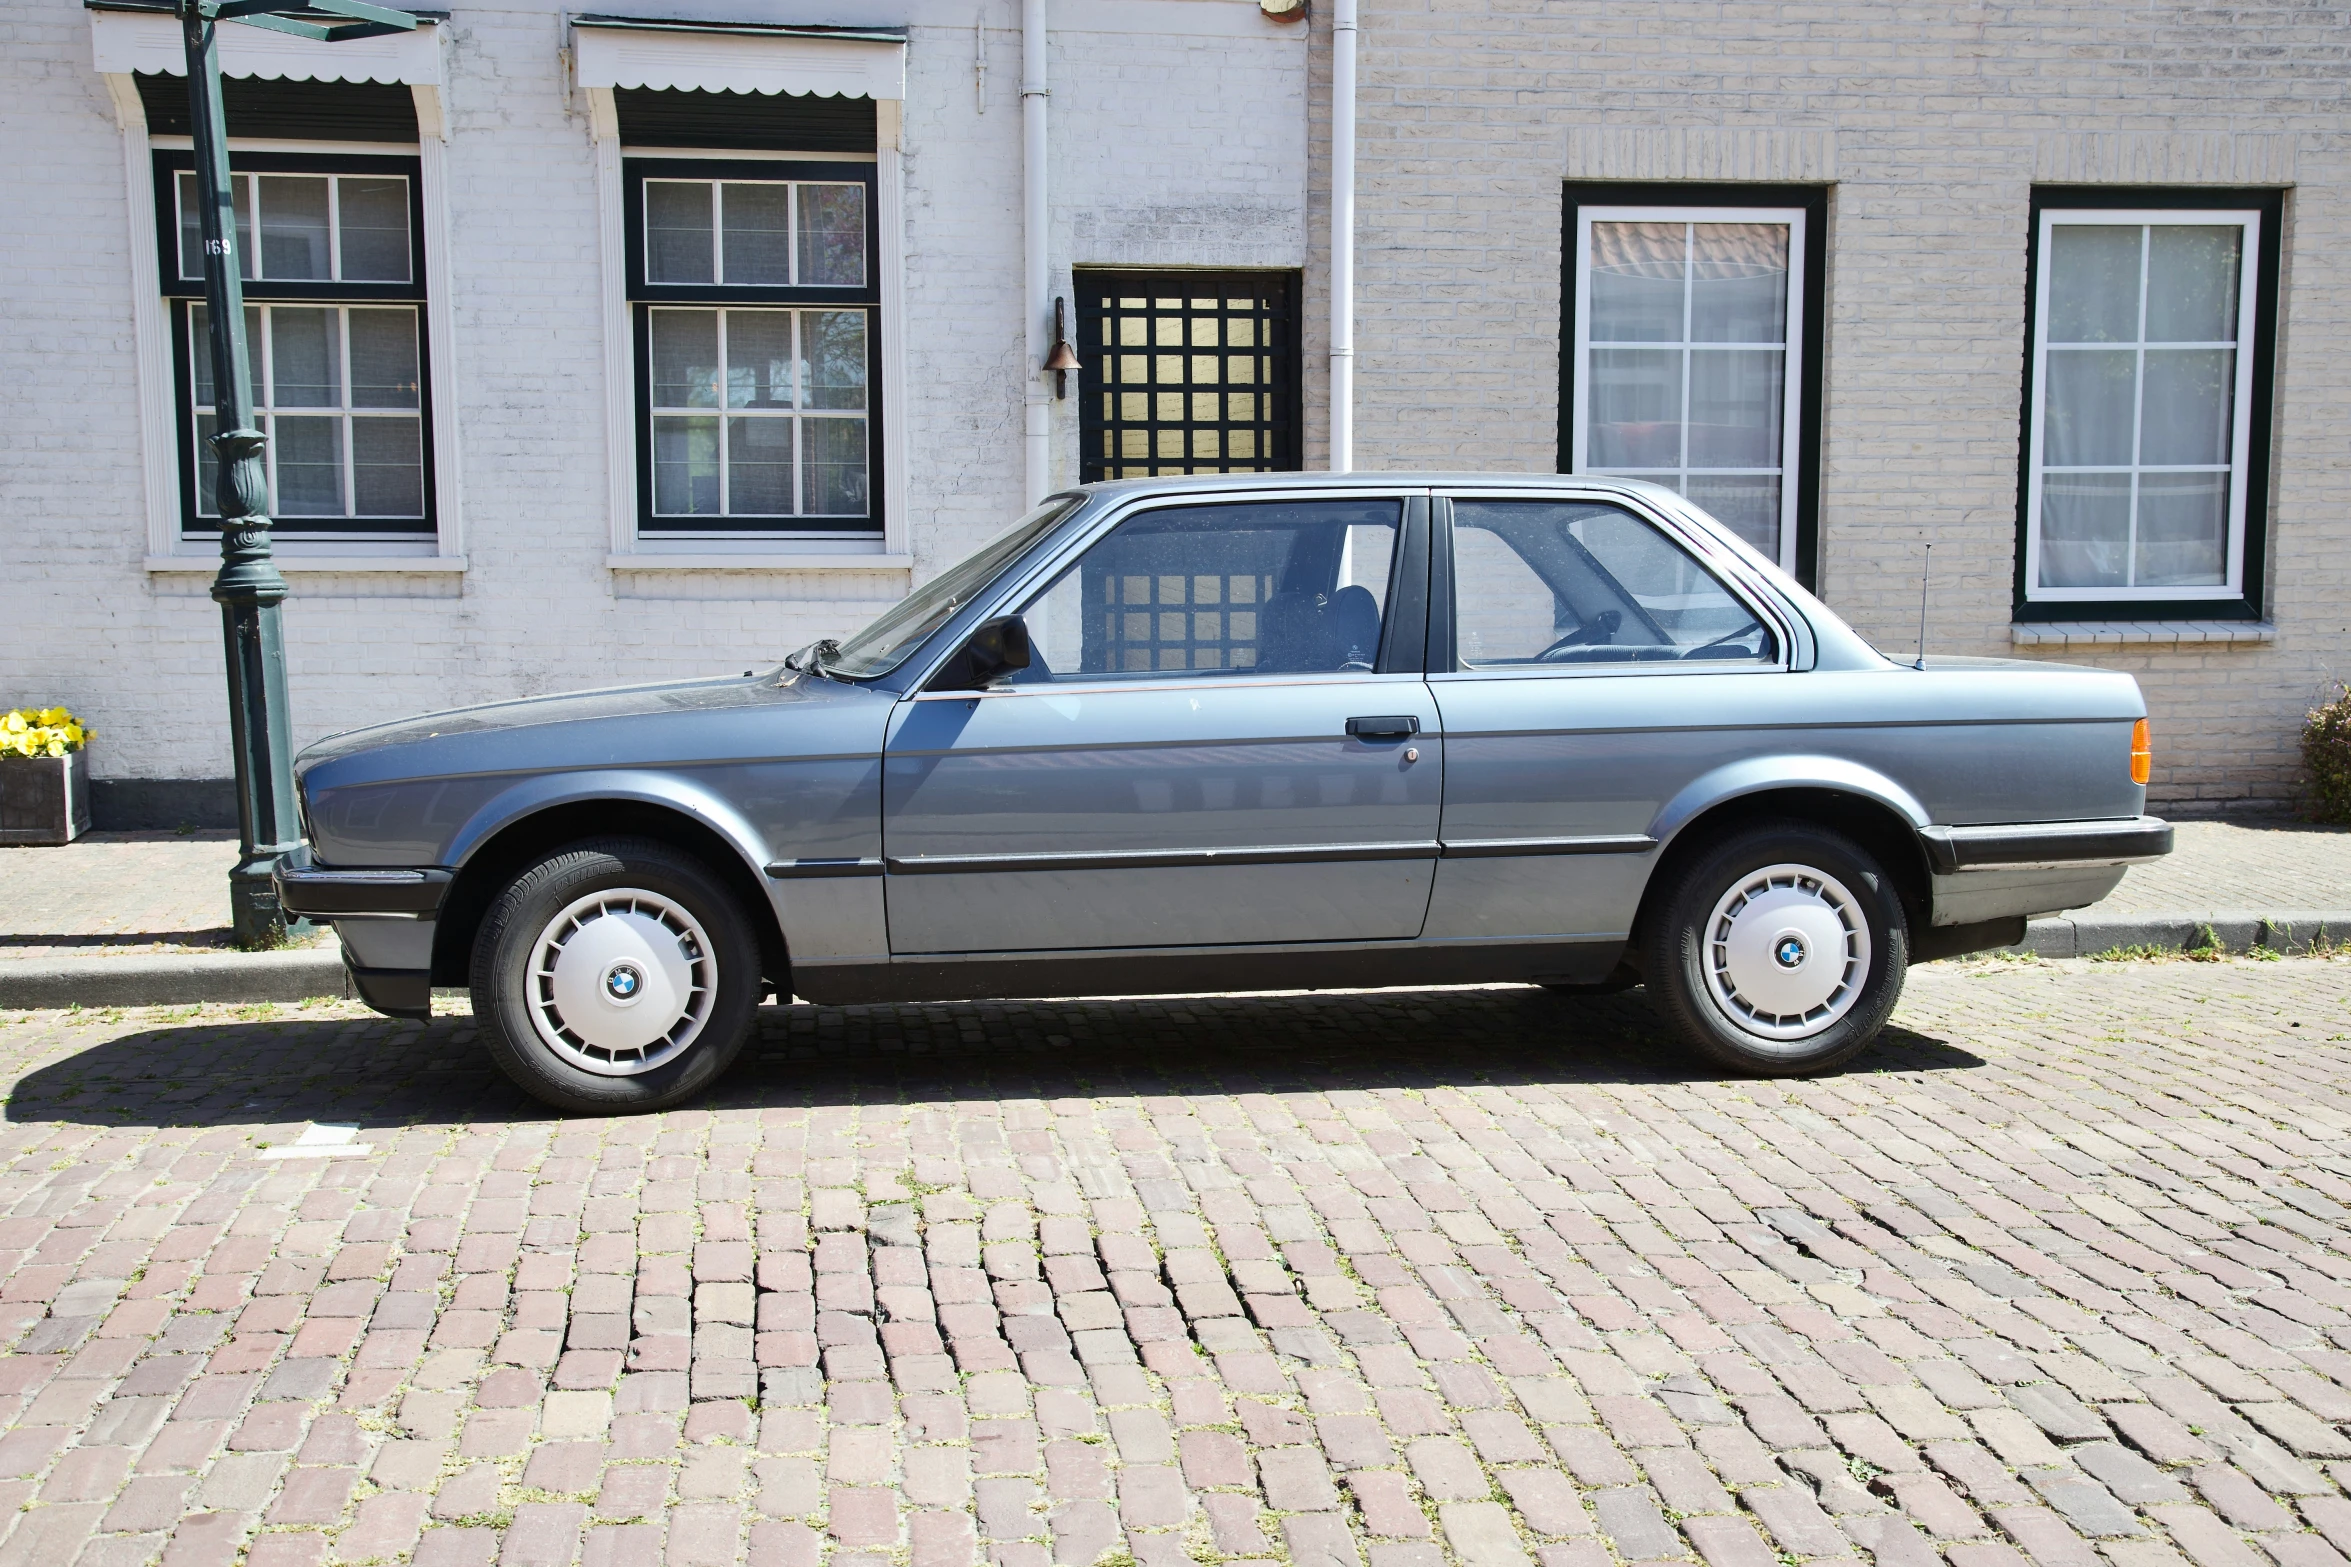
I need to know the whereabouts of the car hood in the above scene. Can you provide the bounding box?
[295,669,888,791]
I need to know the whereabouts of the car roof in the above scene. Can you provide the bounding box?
[1068,471,1682,502]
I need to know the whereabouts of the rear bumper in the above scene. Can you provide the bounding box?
[1917,815,2172,874]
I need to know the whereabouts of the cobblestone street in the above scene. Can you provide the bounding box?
[1,960,2349,1567]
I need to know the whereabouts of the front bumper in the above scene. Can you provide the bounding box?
[274,846,450,1021]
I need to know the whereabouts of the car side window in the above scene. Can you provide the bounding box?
[1017,499,1402,680]
[1450,499,1777,668]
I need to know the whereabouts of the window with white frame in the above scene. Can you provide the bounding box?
[1568,199,1816,576]
[158,154,431,537]
[2024,203,2271,608]
[627,161,879,534]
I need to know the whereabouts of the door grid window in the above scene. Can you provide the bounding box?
[1075,271,1301,481]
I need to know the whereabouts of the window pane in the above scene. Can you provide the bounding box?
[271,415,345,515]
[797,183,866,287]
[720,183,792,285]
[1452,523,1564,666]
[337,177,412,282]
[257,176,332,281]
[652,416,720,514]
[1588,221,1683,342]
[1451,500,1774,665]
[649,310,721,408]
[1689,223,1788,344]
[1682,475,1781,557]
[1587,349,1682,467]
[269,307,342,409]
[196,410,220,515]
[2135,472,2229,586]
[188,304,263,410]
[348,308,421,408]
[1686,349,1783,468]
[2045,225,2141,344]
[726,416,793,513]
[724,310,794,410]
[802,417,869,517]
[1022,500,1396,678]
[2141,348,2235,467]
[2146,226,2241,343]
[2037,472,2131,589]
[180,172,254,281]
[352,416,424,515]
[645,181,715,284]
[802,311,868,410]
[2041,350,2136,466]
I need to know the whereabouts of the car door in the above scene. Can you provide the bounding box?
[882,494,1441,954]
[1424,492,1789,943]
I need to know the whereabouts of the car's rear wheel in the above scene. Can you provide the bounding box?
[470,837,760,1112]
[1643,820,1907,1076]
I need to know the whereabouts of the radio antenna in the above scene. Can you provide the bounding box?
[1913,542,1933,670]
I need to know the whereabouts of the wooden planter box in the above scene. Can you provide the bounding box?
[0,751,92,846]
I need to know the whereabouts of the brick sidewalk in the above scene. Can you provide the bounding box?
[0,960,2349,1567]
[5,818,2346,963]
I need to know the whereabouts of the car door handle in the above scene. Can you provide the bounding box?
[1346,715,1420,738]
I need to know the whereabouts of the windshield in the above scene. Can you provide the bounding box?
[825,495,1086,679]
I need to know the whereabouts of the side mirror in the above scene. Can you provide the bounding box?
[934,615,1032,690]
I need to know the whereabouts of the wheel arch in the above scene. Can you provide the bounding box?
[429,777,786,991]
[1633,764,1936,953]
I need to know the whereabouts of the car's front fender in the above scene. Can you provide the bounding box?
[440,769,775,887]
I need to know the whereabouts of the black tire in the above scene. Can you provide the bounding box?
[470,837,761,1113]
[1642,820,1908,1076]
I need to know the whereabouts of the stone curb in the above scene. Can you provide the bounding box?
[2016,910,2351,959]
[0,947,349,1009]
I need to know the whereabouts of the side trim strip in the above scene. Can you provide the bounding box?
[765,857,885,879]
[884,841,1440,875]
[1439,835,1657,858]
[1918,815,2173,874]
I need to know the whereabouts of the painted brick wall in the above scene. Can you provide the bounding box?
[1313,1,2351,811]
[0,0,1307,780]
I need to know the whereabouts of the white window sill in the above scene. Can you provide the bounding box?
[2010,620,2275,648]
[146,554,466,574]
[607,552,913,572]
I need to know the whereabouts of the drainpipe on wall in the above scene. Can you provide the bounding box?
[1022,0,1051,504]
[1328,0,1357,474]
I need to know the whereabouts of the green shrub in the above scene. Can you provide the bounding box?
[2306,684,2351,825]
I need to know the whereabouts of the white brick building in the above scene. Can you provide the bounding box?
[1,0,2341,818]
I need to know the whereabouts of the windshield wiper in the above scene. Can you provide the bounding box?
[784,638,844,681]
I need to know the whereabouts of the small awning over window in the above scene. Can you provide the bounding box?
[87,0,445,86]
[570,15,907,103]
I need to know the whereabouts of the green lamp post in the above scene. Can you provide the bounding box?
[176,0,417,945]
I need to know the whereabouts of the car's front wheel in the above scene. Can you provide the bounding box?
[470,837,760,1112]
[1642,820,1907,1076]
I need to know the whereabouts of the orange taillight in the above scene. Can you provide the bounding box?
[2130,718,2152,785]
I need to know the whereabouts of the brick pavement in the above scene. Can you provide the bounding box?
[4,819,2344,965]
[0,960,2349,1567]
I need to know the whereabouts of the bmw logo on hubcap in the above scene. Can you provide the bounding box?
[1774,934,1808,970]
[603,961,645,1003]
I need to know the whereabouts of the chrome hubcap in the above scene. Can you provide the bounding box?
[1704,862,1870,1042]
[528,888,714,1075]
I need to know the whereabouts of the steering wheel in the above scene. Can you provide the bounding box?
[1679,625,1761,660]
[1535,609,1621,662]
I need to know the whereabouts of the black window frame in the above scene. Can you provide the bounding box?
[1558,182,1830,591]
[624,155,884,537]
[2014,184,2284,624]
[153,148,435,540]
[1074,269,1304,483]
